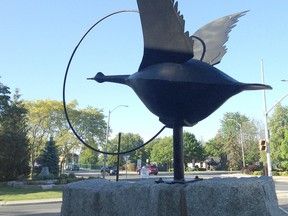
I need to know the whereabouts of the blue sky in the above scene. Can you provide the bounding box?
[1,0,288,142]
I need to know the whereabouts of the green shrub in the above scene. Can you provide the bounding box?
[272,171,279,176]
[55,179,67,185]
[54,176,84,185]
[33,174,44,181]
[280,161,288,171]
[87,176,101,179]
[252,171,262,176]
[33,173,55,181]
[279,171,288,176]
[43,174,54,180]
[68,173,76,179]
[25,180,45,185]
[54,173,76,184]
[242,169,250,175]
[59,174,68,179]
[185,167,195,172]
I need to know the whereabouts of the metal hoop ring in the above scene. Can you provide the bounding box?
[63,10,166,155]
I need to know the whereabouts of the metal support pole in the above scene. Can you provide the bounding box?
[227,118,245,168]
[240,127,245,168]
[103,105,127,179]
[173,125,184,182]
[116,132,121,182]
[103,111,111,179]
[261,59,272,176]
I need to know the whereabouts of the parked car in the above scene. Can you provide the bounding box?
[137,164,158,175]
[66,164,80,171]
[101,165,118,176]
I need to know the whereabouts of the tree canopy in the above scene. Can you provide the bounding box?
[150,136,173,166]
[107,133,145,166]
[269,104,288,169]
[0,81,30,181]
[204,112,263,170]
[183,131,205,168]
[24,99,106,175]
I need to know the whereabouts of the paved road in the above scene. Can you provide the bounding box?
[275,178,288,214]
[0,202,61,216]
[1,171,287,215]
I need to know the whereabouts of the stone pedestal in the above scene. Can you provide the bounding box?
[61,177,284,216]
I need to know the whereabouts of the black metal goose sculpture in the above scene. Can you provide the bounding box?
[89,0,271,128]
[89,0,272,182]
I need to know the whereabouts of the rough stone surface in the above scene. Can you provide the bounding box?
[61,177,284,216]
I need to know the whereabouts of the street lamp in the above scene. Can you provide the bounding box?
[103,105,128,178]
[227,118,245,168]
[261,60,288,176]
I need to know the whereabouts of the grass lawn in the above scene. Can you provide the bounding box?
[0,183,63,201]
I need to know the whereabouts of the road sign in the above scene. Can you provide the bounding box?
[123,155,130,162]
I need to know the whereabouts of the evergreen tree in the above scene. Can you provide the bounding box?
[38,136,59,176]
[0,82,30,181]
[0,81,10,110]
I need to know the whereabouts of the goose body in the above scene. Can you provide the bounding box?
[90,0,272,128]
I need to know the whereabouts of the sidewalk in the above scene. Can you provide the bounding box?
[222,172,288,182]
[273,176,288,182]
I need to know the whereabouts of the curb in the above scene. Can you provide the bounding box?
[279,207,288,215]
[220,173,288,183]
[0,198,62,206]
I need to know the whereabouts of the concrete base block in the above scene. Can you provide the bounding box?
[61,177,284,216]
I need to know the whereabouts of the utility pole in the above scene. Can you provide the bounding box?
[103,105,128,178]
[261,60,288,176]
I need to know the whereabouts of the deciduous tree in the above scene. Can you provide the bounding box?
[183,131,205,169]
[150,136,173,167]
[24,100,106,175]
[219,112,262,170]
[269,104,288,169]
[204,133,225,158]
[107,133,144,166]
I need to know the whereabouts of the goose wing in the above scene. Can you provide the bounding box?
[137,0,194,71]
[192,11,248,65]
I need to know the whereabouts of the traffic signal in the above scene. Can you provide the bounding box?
[259,139,266,151]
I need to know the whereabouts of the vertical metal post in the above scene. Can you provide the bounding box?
[239,127,245,167]
[104,105,128,179]
[103,111,111,179]
[227,119,245,167]
[116,132,121,182]
[173,125,184,182]
[261,59,272,176]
